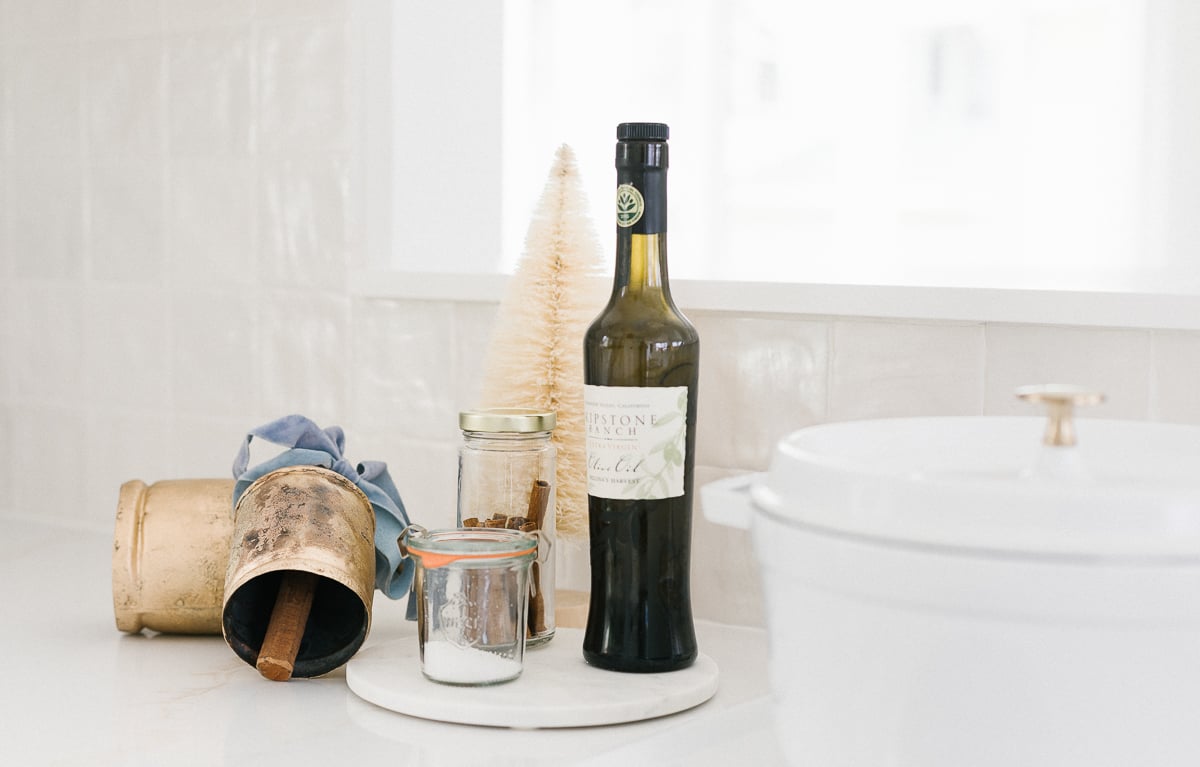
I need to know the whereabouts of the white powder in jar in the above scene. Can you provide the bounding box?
[422,640,523,685]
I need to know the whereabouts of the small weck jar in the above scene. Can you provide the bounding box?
[457,408,556,646]
[401,526,537,686]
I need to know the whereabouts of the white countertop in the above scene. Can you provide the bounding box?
[0,517,785,766]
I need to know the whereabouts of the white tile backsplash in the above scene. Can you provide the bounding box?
[83,408,173,527]
[80,0,162,40]
[10,158,84,279]
[451,300,500,411]
[375,438,460,531]
[692,311,828,470]
[2,0,79,43]
[10,404,87,524]
[84,283,171,410]
[162,0,252,33]
[8,281,85,404]
[170,412,256,480]
[349,297,457,442]
[5,0,1200,631]
[0,406,11,513]
[0,154,9,276]
[258,154,350,287]
[256,0,347,21]
[0,285,10,402]
[257,20,348,153]
[166,158,256,284]
[87,160,166,282]
[83,37,164,158]
[258,289,349,424]
[829,319,985,421]
[1150,331,1200,424]
[6,41,80,157]
[170,288,259,418]
[165,30,253,156]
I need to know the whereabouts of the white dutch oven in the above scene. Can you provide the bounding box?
[703,408,1200,767]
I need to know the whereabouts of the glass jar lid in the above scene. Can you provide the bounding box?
[400,526,537,569]
[459,408,556,433]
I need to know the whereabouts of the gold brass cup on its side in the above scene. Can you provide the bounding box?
[222,464,376,678]
[112,478,237,635]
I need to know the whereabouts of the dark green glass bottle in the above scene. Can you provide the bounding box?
[582,122,699,672]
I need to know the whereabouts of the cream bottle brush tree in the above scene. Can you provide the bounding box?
[479,144,606,542]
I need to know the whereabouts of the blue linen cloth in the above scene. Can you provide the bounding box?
[231,414,414,601]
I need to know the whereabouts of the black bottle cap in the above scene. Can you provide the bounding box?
[617,123,669,141]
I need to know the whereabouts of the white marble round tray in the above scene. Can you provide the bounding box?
[345,628,719,728]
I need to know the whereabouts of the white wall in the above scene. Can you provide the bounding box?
[3,0,1200,628]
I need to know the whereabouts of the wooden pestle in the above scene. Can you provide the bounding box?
[256,570,317,681]
[526,480,551,636]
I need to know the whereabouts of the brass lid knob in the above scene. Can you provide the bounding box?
[1016,384,1106,447]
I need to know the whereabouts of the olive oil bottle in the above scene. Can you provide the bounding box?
[582,123,699,672]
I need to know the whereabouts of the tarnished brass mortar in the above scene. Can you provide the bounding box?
[222,464,376,678]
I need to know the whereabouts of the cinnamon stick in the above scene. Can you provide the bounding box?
[525,479,552,637]
[526,480,550,528]
[484,568,512,647]
[256,571,317,682]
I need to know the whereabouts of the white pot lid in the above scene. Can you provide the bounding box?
[754,416,1200,559]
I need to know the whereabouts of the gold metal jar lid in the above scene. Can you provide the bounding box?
[459,408,556,433]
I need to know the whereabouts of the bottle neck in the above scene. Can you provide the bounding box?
[613,162,670,298]
[615,232,668,295]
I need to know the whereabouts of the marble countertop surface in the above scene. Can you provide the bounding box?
[0,516,785,766]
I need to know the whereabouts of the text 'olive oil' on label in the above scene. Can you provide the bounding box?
[584,384,687,500]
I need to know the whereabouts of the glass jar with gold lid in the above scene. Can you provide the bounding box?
[457,408,556,646]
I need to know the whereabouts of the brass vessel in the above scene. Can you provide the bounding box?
[112,478,237,634]
[222,465,376,678]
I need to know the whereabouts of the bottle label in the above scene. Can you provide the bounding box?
[584,385,687,500]
[615,184,644,228]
